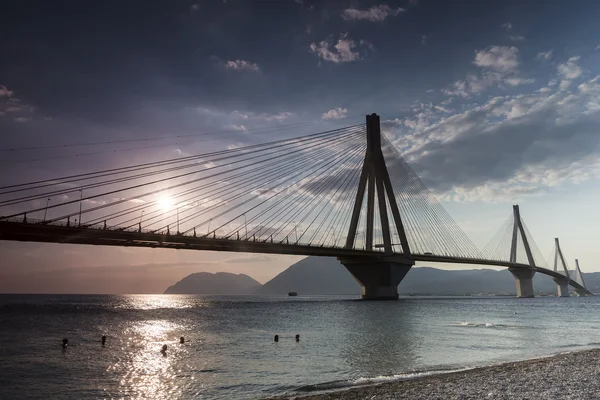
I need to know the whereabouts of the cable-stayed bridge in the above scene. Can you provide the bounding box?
[0,114,592,299]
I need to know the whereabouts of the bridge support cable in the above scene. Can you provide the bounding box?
[553,238,571,278]
[0,125,365,232]
[378,137,482,259]
[574,259,590,295]
[143,127,367,243]
[112,130,365,234]
[552,238,577,297]
[214,141,366,243]
[0,126,362,213]
[482,215,514,262]
[482,206,549,269]
[551,239,593,296]
[0,122,353,191]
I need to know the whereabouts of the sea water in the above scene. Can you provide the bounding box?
[1,294,599,399]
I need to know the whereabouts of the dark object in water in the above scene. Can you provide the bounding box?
[274,335,279,342]
[288,292,298,296]
[101,335,106,346]
[295,334,300,342]
[62,338,68,348]
[161,344,167,355]
[180,336,185,344]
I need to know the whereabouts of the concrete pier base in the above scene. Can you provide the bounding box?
[509,268,536,298]
[340,259,412,300]
[553,278,570,297]
[576,288,588,297]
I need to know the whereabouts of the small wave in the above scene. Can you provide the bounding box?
[296,368,472,393]
[451,322,522,329]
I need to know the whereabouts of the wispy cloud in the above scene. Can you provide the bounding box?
[421,35,428,45]
[443,45,532,97]
[310,33,372,63]
[504,77,535,86]
[536,50,553,61]
[262,112,292,122]
[501,23,525,42]
[0,85,13,97]
[322,107,348,120]
[224,59,260,72]
[341,4,405,22]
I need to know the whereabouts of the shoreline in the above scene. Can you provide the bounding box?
[265,348,600,400]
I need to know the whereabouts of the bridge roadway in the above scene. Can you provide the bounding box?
[0,220,592,295]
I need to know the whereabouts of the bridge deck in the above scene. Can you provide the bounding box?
[0,220,591,295]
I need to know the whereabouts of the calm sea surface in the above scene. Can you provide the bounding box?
[1,294,599,399]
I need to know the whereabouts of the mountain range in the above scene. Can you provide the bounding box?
[165,256,599,296]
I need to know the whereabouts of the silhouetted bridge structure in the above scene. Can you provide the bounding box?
[0,114,592,299]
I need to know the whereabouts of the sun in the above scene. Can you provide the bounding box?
[157,195,175,211]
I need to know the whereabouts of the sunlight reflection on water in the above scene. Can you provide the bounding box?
[118,294,199,310]
[111,319,187,399]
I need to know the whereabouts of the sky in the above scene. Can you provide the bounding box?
[1,0,599,293]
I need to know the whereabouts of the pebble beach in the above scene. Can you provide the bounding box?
[267,348,600,400]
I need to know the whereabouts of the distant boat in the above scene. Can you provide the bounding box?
[288,292,298,296]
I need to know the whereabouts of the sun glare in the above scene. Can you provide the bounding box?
[157,195,175,211]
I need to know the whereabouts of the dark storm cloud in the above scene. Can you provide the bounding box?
[398,82,600,197]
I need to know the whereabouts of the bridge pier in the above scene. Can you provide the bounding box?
[576,288,588,297]
[509,268,535,298]
[340,258,412,300]
[553,278,570,297]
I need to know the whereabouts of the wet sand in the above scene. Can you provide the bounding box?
[266,348,600,400]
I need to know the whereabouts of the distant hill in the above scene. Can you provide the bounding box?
[255,257,359,295]
[164,272,262,294]
[256,256,599,296]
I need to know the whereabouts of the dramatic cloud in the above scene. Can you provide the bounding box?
[322,107,348,120]
[224,59,260,72]
[341,4,405,22]
[473,46,519,72]
[391,73,600,202]
[310,33,371,63]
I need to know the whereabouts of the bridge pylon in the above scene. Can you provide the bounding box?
[339,113,413,300]
[508,205,536,298]
[574,259,590,297]
[552,238,571,297]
